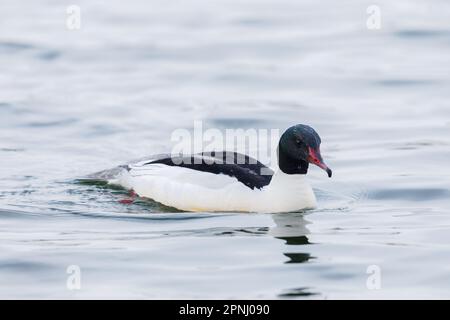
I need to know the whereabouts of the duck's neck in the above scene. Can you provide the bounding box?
[277,145,309,175]
[269,169,308,188]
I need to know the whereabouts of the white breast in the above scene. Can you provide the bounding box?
[113,162,317,213]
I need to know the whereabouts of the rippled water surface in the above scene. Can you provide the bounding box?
[1,0,450,299]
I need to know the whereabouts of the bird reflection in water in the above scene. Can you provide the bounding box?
[269,212,314,264]
[270,212,319,297]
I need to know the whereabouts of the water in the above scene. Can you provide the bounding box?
[1,0,450,299]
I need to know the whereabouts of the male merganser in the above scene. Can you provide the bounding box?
[91,124,332,213]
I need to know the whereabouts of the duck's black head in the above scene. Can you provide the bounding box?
[278,124,332,177]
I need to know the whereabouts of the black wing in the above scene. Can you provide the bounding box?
[142,151,274,190]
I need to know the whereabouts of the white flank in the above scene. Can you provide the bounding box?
[112,160,317,213]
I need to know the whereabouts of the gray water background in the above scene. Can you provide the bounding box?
[0,0,450,298]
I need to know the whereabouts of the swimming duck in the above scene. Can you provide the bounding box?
[95,124,332,213]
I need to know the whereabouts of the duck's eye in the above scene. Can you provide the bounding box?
[296,139,302,146]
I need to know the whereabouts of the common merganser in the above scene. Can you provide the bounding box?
[90,124,332,213]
